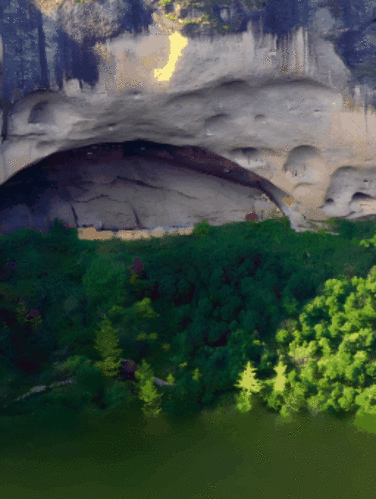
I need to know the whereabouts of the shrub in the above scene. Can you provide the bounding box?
[191,219,211,239]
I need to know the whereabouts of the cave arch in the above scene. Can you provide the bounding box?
[0,140,283,236]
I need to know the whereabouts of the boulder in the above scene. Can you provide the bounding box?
[1,0,376,235]
[245,212,258,222]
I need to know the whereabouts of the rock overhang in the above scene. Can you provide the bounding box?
[2,0,376,236]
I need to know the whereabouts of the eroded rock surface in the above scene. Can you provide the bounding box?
[0,141,282,235]
[2,0,376,235]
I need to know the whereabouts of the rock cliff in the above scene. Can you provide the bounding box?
[1,0,376,235]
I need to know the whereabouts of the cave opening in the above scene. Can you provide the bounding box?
[0,139,280,237]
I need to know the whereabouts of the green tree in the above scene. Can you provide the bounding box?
[52,354,88,380]
[75,360,108,404]
[271,269,376,420]
[162,370,204,418]
[191,367,202,383]
[272,359,288,393]
[233,361,263,413]
[281,371,308,419]
[134,359,163,418]
[81,255,129,314]
[39,356,108,422]
[0,298,48,373]
[93,315,123,379]
[101,380,133,416]
[14,301,43,334]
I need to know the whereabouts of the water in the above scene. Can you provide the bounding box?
[0,397,374,498]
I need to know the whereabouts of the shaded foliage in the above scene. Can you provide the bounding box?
[2,215,376,428]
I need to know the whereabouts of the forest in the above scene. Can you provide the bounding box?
[2,213,376,443]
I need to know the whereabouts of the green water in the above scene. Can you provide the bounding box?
[1,396,375,499]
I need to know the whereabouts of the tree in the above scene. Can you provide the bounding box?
[93,315,123,379]
[81,255,129,314]
[191,367,202,383]
[161,369,204,418]
[134,359,163,418]
[1,298,47,373]
[101,380,134,416]
[233,361,263,413]
[272,359,288,393]
[15,300,43,334]
[52,354,88,380]
[271,269,376,421]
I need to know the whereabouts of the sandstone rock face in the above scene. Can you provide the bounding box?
[1,0,376,236]
[0,140,281,235]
